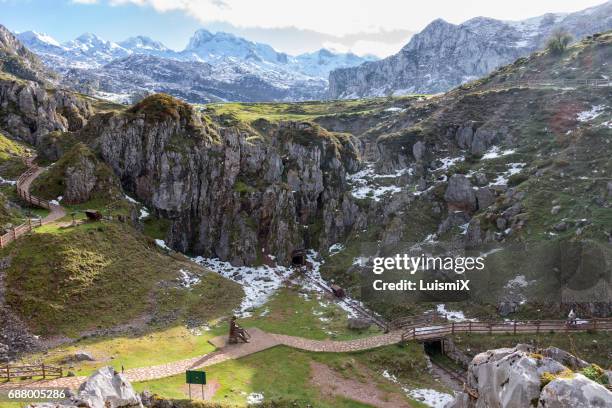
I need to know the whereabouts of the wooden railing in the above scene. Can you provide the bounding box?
[0,364,63,381]
[0,163,55,248]
[400,318,612,342]
[481,78,612,91]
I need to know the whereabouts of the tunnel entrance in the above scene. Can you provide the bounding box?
[423,339,444,356]
[291,249,306,266]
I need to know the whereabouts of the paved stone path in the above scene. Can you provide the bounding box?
[3,318,611,390]
[0,328,403,390]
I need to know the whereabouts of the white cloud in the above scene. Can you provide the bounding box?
[94,0,607,37]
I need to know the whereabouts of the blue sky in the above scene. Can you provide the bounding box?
[0,0,607,57]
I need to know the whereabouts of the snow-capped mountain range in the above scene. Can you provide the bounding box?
[328,0,612,98]
[16,28,376,102]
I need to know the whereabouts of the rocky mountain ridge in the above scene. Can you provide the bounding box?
[15,28,375,103]
[328,0,612,98]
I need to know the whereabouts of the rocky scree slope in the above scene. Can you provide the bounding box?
[328,1,612,98]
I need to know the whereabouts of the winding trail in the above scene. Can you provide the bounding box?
[2,318,610,390]
[17,158,66,224]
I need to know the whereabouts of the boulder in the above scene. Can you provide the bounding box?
[475,187,495,210]
[541,347,589,370]
[538,374,612,407]
[75,351,95,362]
[446,345,612,408]
[28,366,142,408]
[444,174,477,212]
[77,366,142,408]
[413,141,426,161]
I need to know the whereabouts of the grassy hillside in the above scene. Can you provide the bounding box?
[2,221,242,336]
[135,344,436,407]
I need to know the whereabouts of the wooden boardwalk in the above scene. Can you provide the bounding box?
[0,159,65,247]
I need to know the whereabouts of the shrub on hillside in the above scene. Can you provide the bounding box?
[547,30,573,55]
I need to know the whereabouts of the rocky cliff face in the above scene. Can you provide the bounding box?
[328,1,612,98]
[0,78,93,146]
[0,24,54,83]
[447,344,612,408]
[87,95,361,265]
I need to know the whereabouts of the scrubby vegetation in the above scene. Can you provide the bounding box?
[128,93,194,121]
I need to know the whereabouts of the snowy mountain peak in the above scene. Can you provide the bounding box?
[17,31,61,48]
[184,28,284,64]
[119,36,169,52]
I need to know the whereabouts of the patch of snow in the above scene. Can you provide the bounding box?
[489,162,526,186]
[192,256,294,317]
[124,194,138,204]
[57,196,63,202]
[155,239,171,251]
[382,370,454,408]
[436,304,475,322]
[178,269,201,288]
[481,146,516,160]
[139,207,150,220]
[0,177,16,185]
[347,162,411,201]
[49,199,60,206]
[246,392,264,404]
[576,105,605,122]
[435,156,464,171]
[328,243,345,256]
[385,107,405,113]
[299,251,362,318]
[408,389,455,408]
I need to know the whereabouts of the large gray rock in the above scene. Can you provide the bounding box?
[77,367,142,408]
[446,345,612,408]
[28,366,142,408]
[538,374,612,407]
[445,174,477,212]
[475,187,495,210]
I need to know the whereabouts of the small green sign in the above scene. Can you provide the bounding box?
[186,370,206,385]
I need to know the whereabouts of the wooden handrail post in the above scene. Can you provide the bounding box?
[468,321,472,333]
[513,321,517,335]
[42,363,46,379]
[536,321,540,334]
[413,327,416,340]
[489,323,492,335]
[12,228,16,239]
[451,322,455,335]
[6,365,10,381]
[593,319,597,332]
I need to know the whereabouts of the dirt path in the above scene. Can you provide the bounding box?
[309,362,412,408]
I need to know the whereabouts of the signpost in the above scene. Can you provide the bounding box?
[186,370,206,400]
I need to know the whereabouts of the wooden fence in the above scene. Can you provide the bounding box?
[482,78,612,90]
[401,318,612,342]
[0,364,63,380]
[0,165,54,248]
